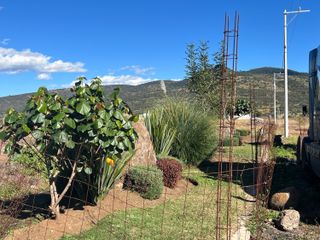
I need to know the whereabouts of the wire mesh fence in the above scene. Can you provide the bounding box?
[0,12,280,240]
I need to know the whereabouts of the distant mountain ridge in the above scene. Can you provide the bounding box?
[242,67,307,76]
[0,67,309,116]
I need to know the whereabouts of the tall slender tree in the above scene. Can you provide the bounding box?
[185,41,223,113]
[186,43,198,94]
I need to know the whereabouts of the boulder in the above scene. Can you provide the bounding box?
[276,209,300,232]
[269,186,300,210]
[129,119,157,167]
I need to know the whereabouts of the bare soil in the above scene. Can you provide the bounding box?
[5,179,191,240]
[0,153,8,163]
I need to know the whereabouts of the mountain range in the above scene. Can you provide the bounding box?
[0,67,309,116]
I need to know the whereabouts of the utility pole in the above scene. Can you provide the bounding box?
[273,72,284,124]
[283,7,310,137]
[274,74,277,124]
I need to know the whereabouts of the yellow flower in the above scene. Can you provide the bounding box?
[106,157,115,167]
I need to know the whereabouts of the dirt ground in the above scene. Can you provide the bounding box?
[235,117,308,136]
[5,179,191,240]
[0,154,8,163]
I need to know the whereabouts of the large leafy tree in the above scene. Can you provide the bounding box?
[0,78,138,218]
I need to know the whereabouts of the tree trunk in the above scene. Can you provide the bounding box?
[49,179,59,218]
[48,160,77,219]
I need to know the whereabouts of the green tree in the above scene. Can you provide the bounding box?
[234,99,251,116]
[185,41,223,113]
[0,78,138,218]
[186,43,198,92]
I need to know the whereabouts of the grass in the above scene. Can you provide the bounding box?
[62,168,246,240]
[220,144,253,162]
[0,182,23,200]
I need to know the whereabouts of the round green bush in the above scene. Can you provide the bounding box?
[150,99,218,166]
[123,165,163,200]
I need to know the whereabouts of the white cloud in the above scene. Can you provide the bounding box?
[62,75,158,88]
[1,38,10,45]
[37,73,51,80]
[120,65,155,75]
[99,74,158,85]
[0,47,86,77]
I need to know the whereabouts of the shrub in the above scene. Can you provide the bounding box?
[0,78,138,217]
[156,158,183,188]
[123,166,163,200]
[223,136,240,146]
[235,129,250,137]
[148,99,218,166]
[274,146,296,161]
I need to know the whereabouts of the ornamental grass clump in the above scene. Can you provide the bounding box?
[156,158,182,188]
[123,166,163,200]
[147,99,218,166]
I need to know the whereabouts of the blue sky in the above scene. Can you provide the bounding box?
[0,0,318,96]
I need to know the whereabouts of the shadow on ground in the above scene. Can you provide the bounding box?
[198,140,320,226]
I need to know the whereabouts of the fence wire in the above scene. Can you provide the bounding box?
[0,12,278,240]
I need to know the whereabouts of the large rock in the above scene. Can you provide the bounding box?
[129,119,157,167]
[269,186,300,210]
[276,209,300,232]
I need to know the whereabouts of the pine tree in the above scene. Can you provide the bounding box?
[185,41,223,113]
[185,43,198,94]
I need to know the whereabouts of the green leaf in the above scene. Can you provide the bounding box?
[131,115,139,123]
[76,87,86,96]
[67,98,77,107]
[66,140,75,149]
[5,111,19,124]
[26,100,35,111]
[113,110,123,120]
[52,121,62,129]
[117,141,125,150]
[4,142,12,153]
[76,166,83,173]
[76,101,91,115]
[77,124,92,133]
[84,167,92,175]
[33,130,44,139]
[94,119,104,129]
[65,118,76,129]
[0,131,7,140]
[22,124,31,134]
[111,88,120,99]
[98,110,110,120]
[31,113,45,124]
[53,131,69,143]
[50,102,61,111]
[53,112,65,122]
[115,120,122,128]
[37,102,47,114]
[123,137,132,148]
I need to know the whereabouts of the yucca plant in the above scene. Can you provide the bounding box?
[144,109,176,158]
[95,151,134,201]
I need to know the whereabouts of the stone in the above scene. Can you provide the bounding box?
[129,119,157,167]
[276,209,300,232]
[269,186,300,210]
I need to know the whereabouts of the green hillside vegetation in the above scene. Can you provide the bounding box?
[0,67,308,116]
